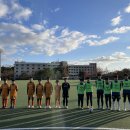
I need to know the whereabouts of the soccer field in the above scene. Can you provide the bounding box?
[0,80,130,129]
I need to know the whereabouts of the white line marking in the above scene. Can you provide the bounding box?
[0,127,130,130]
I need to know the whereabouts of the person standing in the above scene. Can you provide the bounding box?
[85,77,93,111]
[111,75,121,111]
[55,80,61,108]
[95,74,104,109]
[27,77,35,108]
[104,77,111,110]
[10,79,18,109]
[77,78,85,109]
[44,77,53,109]
[122,74,130,111]
[36,79,44,108]
[62,78,70,109]
[0,79,10,109]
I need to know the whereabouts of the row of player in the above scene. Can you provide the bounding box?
[0,74,130,111]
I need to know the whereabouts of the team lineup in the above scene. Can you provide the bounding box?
[0,73,130,112]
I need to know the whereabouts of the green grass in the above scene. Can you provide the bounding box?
[0,80,130,129]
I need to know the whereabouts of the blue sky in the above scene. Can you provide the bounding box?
[0,0,130,71]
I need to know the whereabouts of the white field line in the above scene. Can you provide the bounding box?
[0,127,130,130]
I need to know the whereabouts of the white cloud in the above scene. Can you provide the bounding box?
[86,36,119,46]
[0,21,121,61]
[54,8,60,12]
[127,46,130,49]
[111,16,121,26]
[124,4,130,13]
[51,8,60,13]
[0,0,32,21]
[31,24,45,31]
[105,26,130,34]
[0,0,8,17]
[0,22,100,57]
[68,52,130,71]
[11,1,32,20]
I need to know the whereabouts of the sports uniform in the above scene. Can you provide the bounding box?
[55,80,61,108]
[62,78,70,108]
[44,78,53,108]
[111,78,121,111]
[96,79,104,109]
[122,74,130,111]
[36,80,44,108]
[85,80,93,109]
[27,79,35,108]
[10,81,18,108]
[104,80,111,110]
[77,81,85,109]
[0,80,10,108]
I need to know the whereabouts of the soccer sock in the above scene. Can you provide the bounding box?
[14,99,16,107]
[28,100,30,106]
[124,102,126,110]
[113,101,115,110]
[40,100,41,106]
[10,99,12,107]
[5,99,8,107]
[32,101,34,106]
[118,101,120,110]
[2,99,4,107]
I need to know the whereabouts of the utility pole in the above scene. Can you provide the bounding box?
[0,49,3,81]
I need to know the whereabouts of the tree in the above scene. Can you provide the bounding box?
[1,66,14,79]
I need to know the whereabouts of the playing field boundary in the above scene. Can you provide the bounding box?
[1,127,130,130]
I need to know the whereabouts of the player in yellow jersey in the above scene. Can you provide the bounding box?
[10,79,18,109]
[36,79,44,108]
[27,77,35,108]
[0,79,10,109]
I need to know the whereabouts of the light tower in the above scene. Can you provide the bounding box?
[0,48,3,81]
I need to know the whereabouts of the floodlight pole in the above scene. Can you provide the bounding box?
[0,51,1,81]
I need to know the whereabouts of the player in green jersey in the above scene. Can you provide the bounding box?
[122,73,130,111]
[85,77,93,112]
[103,77,111,110]
[95,74,104,109]
[77,78,85,109]
[111,75,121,111]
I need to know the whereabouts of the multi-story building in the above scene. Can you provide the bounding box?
[68,63,97,79]
[14,61,97,79]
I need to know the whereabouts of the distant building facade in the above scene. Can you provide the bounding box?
[14,61,97,79]
[68,63,97,79]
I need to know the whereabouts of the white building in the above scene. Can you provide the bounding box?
[14,61,97,79]
[14,61,67,79]
[68,63,97,79]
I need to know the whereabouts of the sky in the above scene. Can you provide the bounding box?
[0,0,130,71]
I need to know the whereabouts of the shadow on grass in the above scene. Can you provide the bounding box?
[0,108,130,129]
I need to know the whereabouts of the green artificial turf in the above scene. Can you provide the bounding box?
[0,80,130,129]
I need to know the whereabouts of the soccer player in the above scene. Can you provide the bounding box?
[10,79,18,109]
[111,75,121,111]
[44,77,53,108]
[122,74,130,111]
[55,80,61,108]
[103,77,111,110]
[77,78,85,109]
[95,74,104,109]
[85,77,93,111]
[27,77,35,108]
[62,77,70,109]
[0,79,10,108]
[36,79,44,108]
